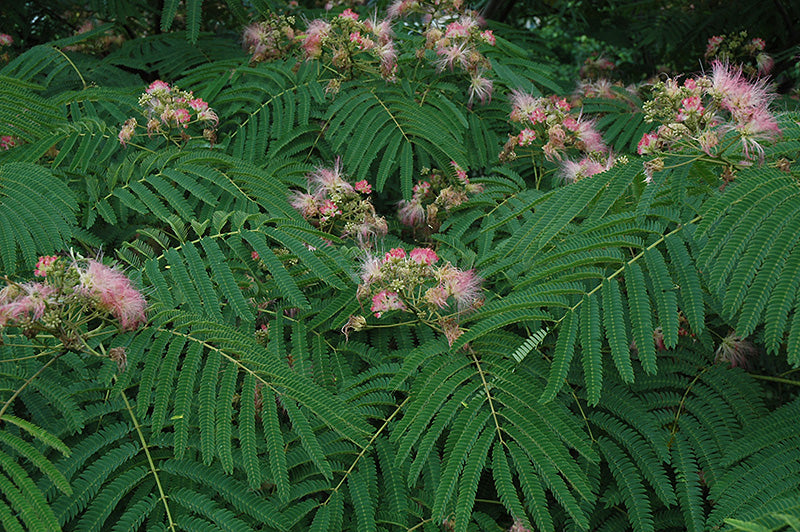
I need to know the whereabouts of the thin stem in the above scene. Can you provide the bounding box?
[120,391,176,532]
[470,350,505,445]
[747,374,800,387]
[53,46,87,89]
[668,365,711,448]
[321,396,409,505]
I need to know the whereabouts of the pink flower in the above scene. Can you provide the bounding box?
[118,118,137,146]
[398,199,426,227]
[370,290,406,318]
[340,8,359,20]
[197,108,218,126]
[384,247,407,262]
[468,74,493,107]
[410,248,438,265]
[561,157,610,183]
[480,30,495,46]
[444,21,469,39]
[715,332,757,369]
[80,260,147,330]
[0,34,12,46]
[0,135,18,150]
[0,283,55,326]
[34,256,58,277]
[439,266,482,311]
[188,98,209,112]
[302,20,331,59]
[354,180,372,194]
[252,251,260,261]
[319,199,341,220]
[451,160,468,182]
[637,132,658,155]
[517,128,536,146]
[575,120,606,153]
[424,286,449,308]
[435,43,469,72]
[146,80,171,94]
[173,108,191,128]
[308,159,353,195]
[360,255,383,284]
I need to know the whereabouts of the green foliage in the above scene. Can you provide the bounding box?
[1,2,799,531]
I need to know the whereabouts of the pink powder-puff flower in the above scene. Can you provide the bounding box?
[146,80,171,94]
[384,247,407,262]
[705,35,724,57]
[468,74,493,107]
[302,19,331,59]
[378,43,398,81]
[398,199,426,227]
[370,290,406,318]
[34,255,59,277]
[508,90,539,123]
[173,108,191,128]
[308,159,353,195]
[444,21,470,39]
[0,34,12,46]
[79,260,147,330]
[425,285,449,309]
[0,135,18,150]
[354,180,372,194]
[756,53,774,76]
[118,118,137,146]
[439,266,482,311]
[410,247,438,265]
[576,120,607,153]
[715,332,757,369]
[252,251,260,261]
[340,8,359,20]
[435,43,469,72]
[360,254,383,285]
[451,160,468,182]
[480,30,495,46]
[188,98,209,112]
[637,132,658,155]
[0,282,55,325]
[319,199,341,220]
[197,108,218,126]
[517,128,536,146]
[561,157,608,183]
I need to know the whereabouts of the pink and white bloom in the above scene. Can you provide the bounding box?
[370,290,406,317]
[384,247,407,262]
[146,80,171,94]
[79,260,147,330]
[410,247,438,265]
[354,180,372,194]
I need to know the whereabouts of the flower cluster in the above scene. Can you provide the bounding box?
[242,15,297,63]
[352,246,483,345]
[299,9,398,83]
[0,33,12,63]
[398,161,484,234]
[704,31,773,77]
[119,80,219,147]
[63,19,125,55]
[639,61,780,166]
[289,159,387,247]
[0,254,147,344]
[386,0,494,106]
[715,332,757,369]
[500,90,612,182]
[579,54,616,81]
[1,135,19,150]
